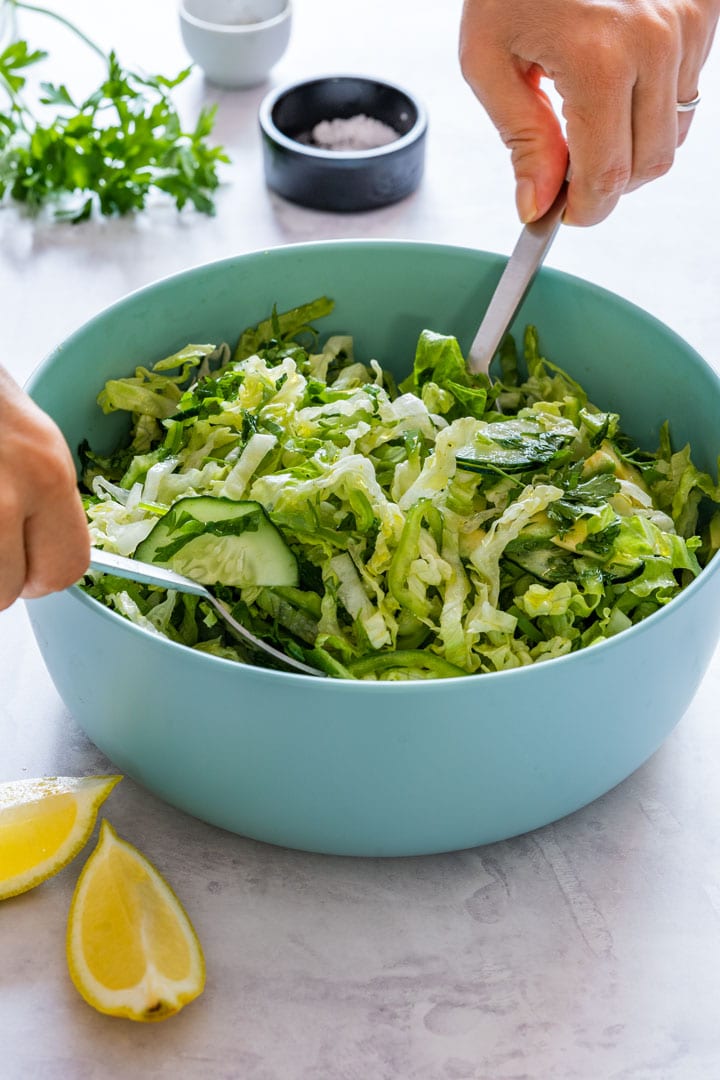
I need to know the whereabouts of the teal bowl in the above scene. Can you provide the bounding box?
[25,241,720,856]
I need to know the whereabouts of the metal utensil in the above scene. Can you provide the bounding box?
[467,183,568,377]
[88,547,325,678]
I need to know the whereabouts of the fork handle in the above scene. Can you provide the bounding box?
[467,182,568,376]
[88,547,209,598]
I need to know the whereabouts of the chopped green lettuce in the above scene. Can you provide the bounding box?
[80,304,720,680]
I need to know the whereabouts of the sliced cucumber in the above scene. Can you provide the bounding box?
[135,496,298,588]
[455,418,572,474]
[504,540,578,583]
[505,536,642,584]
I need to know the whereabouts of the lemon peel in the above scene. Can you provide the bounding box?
[0,775,122,901]
[66,820,205,1022]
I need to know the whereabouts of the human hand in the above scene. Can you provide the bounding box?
[0,366,90,611]
[460,0,719,225]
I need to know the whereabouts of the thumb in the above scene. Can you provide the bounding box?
[463,50,568,221]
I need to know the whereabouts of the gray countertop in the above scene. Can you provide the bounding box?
[2,2,720,1076]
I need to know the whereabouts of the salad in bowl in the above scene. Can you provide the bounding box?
[80,296,720,681]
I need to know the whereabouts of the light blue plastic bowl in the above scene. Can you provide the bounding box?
[25,241,720,856]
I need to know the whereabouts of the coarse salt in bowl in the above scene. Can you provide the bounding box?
[259,75,428,211]
[307,114,400,151]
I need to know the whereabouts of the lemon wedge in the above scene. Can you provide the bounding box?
[0,774,122,901]
[67,820,205,1021]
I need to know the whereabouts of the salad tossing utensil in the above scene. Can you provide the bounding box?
[467,183,568,377]
[88,548,326,678]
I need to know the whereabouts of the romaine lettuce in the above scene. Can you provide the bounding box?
[80,302,720,680]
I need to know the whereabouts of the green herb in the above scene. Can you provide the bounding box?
[547,473,621,525]
[0,1,229,219]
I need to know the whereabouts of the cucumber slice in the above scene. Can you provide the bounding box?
[135,496,298,588]
[504,540,578,583]
[505,537,641,584]
[455,419,571,474]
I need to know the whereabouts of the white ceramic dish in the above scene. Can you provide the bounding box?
[178,0,292,89]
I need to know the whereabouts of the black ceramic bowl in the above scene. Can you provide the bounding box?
[258,74,428,211]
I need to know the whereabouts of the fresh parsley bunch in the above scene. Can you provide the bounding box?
[0,4,229,220]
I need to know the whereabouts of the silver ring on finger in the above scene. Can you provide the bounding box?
[677,93,701,113]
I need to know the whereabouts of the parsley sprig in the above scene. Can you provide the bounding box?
[0,1,229,220]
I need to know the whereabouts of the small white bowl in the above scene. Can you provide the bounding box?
[178,0,292,89]
[0,0,17,48]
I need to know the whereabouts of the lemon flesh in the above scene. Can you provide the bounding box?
[67,820,205,1021]
[0,775,122,901]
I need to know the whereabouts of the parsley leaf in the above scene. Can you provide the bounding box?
[0,9,229,220]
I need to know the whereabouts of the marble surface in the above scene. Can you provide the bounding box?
[2,2,720,1076]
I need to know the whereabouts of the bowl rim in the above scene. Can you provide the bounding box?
[178,0,291,33]
[258,74,428,161]
[27,237,720,687]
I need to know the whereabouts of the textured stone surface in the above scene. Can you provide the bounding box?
[2,2,720,1076]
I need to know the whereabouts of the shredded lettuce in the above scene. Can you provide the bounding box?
[79,302,720,680]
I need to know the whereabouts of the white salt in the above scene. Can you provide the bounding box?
[309,114,399,152]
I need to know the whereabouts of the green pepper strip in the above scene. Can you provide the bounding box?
[387,499,443,618]
[348,650,467,679]
[348,488,376,533]
[273,586,323,619]
[305,647,355,679]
